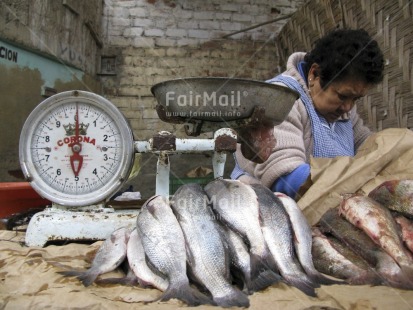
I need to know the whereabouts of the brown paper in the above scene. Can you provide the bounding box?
[1,229,413,309]
[298,128,413,225]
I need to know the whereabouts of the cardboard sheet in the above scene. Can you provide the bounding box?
[2,128,413,309]
[298,128,413,225]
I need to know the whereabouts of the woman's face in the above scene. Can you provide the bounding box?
[308,64,372,123]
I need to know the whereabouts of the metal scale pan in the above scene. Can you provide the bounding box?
[151,77,299,135]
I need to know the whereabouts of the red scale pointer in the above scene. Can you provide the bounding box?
[70,104,84,177]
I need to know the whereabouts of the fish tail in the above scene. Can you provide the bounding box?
[248,269,281,293]
[375,257,413,288]
[249,252,277,278]
[283,274,318,297]
[95,276,138,286]
[78,271,100,287]
[308,270,346,285]
[57,270,83,277]
[160,281,213,306]
[57,270,84,280]
[57,270,99,287]
[214,288,250,308]
[229,267,251,293]
[348,271,381,286]
[400,265,413,284]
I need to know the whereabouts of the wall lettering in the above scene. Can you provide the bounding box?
[0,45,18,63]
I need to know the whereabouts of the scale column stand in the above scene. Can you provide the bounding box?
[136,128,238,197]
[156,152,170,197]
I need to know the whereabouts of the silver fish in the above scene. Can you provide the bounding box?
[339,194,413,279]
[137,195,211,306]
[204,179,279,287]
[251,184,317,297]
[275,192,342,286]
[58,226,130,286]
[127,228,168,291]
[171,184,249,308]
[218,223,252,292]
[219,223,278,294]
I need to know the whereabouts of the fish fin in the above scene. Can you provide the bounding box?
[214,288,250,308]
[185,262,210,295]
[229,266,251,293]
[249,254,280,290]
[249,269,281,293]
[309,271,346,285]
[383,274,413,289]
[400,265,413,284]
[95,266,139,286]
[249,253,266,279]
[250,251,279,275]
[283,274,318,297]
[58,269,99,287]
[137,278,157,288]
[184,245,210,293]
[188,286,215,306]
[78,270,101,287]
[348,271,382,286]
[95,276,138,286]
[57,270,84,279]
[159,282,214,306]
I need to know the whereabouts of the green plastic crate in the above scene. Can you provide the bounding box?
[169,175,214,195]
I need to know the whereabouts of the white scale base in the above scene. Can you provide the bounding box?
[25,204,138,247]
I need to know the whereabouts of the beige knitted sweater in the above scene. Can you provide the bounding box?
[235,52,372,188]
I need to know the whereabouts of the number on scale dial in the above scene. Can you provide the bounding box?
[20,91,134,206]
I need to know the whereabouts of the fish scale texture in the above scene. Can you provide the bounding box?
[137,197,187,281]
[171,184,249,307]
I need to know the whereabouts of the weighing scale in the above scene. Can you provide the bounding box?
[19,78,298,247]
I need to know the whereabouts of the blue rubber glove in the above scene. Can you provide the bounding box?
[271,163,310,198]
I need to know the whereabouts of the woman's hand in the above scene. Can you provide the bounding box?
[238,123,276,163]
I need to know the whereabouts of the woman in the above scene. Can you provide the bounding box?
[231,28,385,199]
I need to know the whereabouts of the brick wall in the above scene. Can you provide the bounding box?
[100,0,304,139]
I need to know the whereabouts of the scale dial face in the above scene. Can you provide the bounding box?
[19,90,135,207]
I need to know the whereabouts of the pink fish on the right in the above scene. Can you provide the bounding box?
[394,215,413,255]
[339,193,413,280]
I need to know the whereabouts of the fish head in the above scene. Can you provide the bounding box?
[171,183,211,216]
[142,195,170,218]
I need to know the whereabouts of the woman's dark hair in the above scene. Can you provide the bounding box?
[304,28,384,89]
